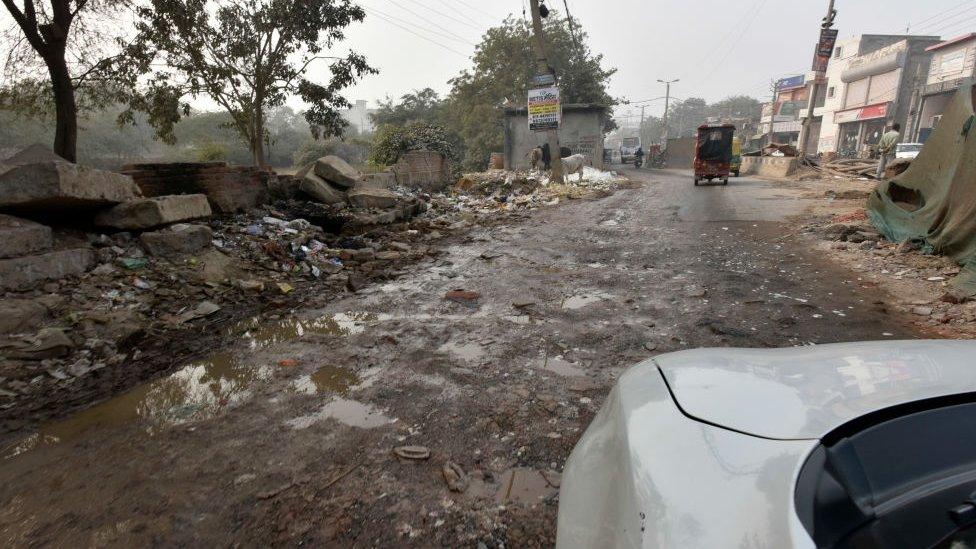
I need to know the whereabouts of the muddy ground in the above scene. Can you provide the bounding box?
[0,168,933,547]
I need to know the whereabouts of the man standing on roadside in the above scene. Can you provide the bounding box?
[876,122,901,179]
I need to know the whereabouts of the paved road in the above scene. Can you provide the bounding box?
[0,169,921,547]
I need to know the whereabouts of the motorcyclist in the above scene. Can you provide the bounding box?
[635,147,645,167]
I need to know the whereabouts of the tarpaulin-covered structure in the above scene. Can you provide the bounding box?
[868,80,976,296]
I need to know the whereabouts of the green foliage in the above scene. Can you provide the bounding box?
[443,13,616,170]
[194,141,229,162]
[372,88,444,128]
[369,122,460,169]
[126,0,376,165]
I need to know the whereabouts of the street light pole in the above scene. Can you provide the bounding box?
[659,79,679,148]
[528,0,563,183]
[797,0,837,156]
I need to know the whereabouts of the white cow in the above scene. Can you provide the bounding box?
[561,154,587,182]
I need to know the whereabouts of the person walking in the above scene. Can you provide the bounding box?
[876,123,901,179]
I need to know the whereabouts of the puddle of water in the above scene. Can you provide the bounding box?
[3,352,273,459]
[286,398,394,430]
[495,468,560,504]
[562,292,613,310]
[4,311,383,460]
[438,341,485,362]
[293,365,360,396]
[543,356,586,377]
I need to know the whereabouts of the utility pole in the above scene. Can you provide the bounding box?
[659,79,678,148]
[797,0,837,156]
[640,105,646,144]
[529,0,563,183]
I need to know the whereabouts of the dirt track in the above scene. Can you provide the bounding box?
[0,169,925,547]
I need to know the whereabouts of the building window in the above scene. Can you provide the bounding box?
[828,86,835,98]
[834,46,842,58]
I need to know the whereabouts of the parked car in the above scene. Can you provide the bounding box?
[557,340,976,548]
[896,142,924,159]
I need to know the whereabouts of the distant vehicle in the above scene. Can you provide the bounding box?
[896,142,924,159]
[730,136,742,177]
[620,137,641,163]
[557,340,976,549]
[693,124,735,186]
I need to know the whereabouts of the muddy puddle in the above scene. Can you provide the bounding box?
[286,398,394,430]
[3,312,378,460]
[293,365,360,396]
[494,468,561,504]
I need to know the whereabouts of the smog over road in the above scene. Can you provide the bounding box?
[1,0,975,546]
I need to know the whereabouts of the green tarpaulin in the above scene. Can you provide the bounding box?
[868,80,976,296]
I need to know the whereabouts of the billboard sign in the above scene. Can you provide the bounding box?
[776,75,806,91]
[528,86,561,132]
[813,28,839,72]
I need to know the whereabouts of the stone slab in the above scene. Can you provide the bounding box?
[0,248,93,290]
[0,162,140,209]
[0,214,52,259]
[300,173,347,205]
[347,187,399,210]
[313,156,362,188]
[95,194,212,230]
[140,223,213,258]
[3,143,67,166]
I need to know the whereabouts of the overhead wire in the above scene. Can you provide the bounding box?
[397,0,484,31]
[431,0,482,27]
[912,4,976,33]
[377,1,477,44]
[363,8,470,58]
[910,0,976,32]
[696,0,769,85]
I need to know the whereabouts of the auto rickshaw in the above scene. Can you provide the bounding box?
[730,136,742,177]
[694,124,735,186]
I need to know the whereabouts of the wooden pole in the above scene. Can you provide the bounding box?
[529,0,564,183]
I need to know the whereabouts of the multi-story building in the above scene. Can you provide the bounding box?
[806,34,940,156]
[340,100,377,135]
[760,75,808,146]
[910,33,976,142]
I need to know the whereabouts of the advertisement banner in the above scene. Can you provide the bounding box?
[812,28,839,72]
[776,75,806,91]
[528,86,561,132]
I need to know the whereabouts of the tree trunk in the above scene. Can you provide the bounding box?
[251,107,267,168]
[47,54,78,162]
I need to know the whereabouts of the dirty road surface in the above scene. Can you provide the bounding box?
[0,169,921,546]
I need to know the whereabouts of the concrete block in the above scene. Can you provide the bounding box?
[300,173,347,205]
[313,156,362,188]
[140,223,213,258]
[95,194,212,230]
[3,143,67,166]
[347,187,399,210]
[0,162,140,209]
[0,248,93,290]
[0,214,52,259]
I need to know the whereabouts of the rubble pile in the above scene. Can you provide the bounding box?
[0,145,631,422]
[803,209,976,332]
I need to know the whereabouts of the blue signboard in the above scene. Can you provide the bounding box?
[776,75,806,91]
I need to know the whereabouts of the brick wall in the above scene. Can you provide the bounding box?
[391,151,453,192]
[121,162,271,213]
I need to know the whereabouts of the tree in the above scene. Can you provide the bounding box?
[368,121,460,169]
[1,0,134,161]
[444,13,616,170]
[129,0,376,167]
[372,88,444,128]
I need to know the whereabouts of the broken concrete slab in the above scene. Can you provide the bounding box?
[0,214,52,259]
[0,298,51,334]
[139,223,213,258]
[95,194,212,230]
[313,156,362,188]
[0,327,75,360]
[0,162,140,210]
[300,173,347,205]
[0,248,93,290]
[3,143,67,166]
[347,187,399,210]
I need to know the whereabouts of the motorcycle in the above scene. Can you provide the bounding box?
[634,156,644,169]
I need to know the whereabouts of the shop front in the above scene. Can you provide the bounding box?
[833,102,890,157]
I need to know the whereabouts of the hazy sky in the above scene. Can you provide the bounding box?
[334,0,976,120]
[3,0,974,120]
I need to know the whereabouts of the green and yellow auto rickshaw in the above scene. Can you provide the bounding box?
[730,137,742,177]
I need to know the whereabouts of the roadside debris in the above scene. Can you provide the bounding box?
[393,446,431,460]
